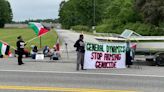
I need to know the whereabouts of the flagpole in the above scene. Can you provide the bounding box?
[40,36,42,48]
[25,36,38,44]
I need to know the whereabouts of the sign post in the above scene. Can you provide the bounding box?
[65,43,69,59]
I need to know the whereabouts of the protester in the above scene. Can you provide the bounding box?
[74,34,85,70]
[16,36,26,65]
[43,46,50,56]
[31,45,38,59]
[126,42,133,68]
[0,55,3,58]
[50,47,60,60]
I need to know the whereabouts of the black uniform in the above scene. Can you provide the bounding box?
[16,40,25,65]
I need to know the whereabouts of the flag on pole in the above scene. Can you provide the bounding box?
[0,42,10,56]
[28,22,49,36]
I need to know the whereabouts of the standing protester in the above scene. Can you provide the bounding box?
[16,36,26,65]
[74,34,85,71]
[126,41,133,68]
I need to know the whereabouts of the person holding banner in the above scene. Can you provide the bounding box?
[126,42,133,68]
[16,36,26,65]
[74,34,85,71]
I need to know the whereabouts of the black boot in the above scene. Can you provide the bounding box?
[81,66,86,70]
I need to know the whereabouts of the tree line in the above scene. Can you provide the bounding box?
[14,19,59,24]
[0,0,13,28]
[59,0,164,35]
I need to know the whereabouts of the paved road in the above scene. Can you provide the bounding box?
[0,29,164,92]
[55,29,99,61]
[0,70,164,92]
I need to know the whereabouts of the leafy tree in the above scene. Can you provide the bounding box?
[59,0,164,35]
[96,0,142,33]
[21,19,57,24]
[0,0,13,28]
[59,0,104,29]
[103,0,141,24]
[135,0,164,26]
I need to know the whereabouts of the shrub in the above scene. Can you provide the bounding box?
[96,24,110,33]
[96,22,164,36]
[96,19,124,34]
[71,25,90,32]
[123,22,156,36]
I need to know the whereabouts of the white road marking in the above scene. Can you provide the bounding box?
[0,70,164,78]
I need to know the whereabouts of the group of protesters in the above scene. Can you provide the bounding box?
[16,36,60,65]
[16,34,133,69]
[16,34,86,69]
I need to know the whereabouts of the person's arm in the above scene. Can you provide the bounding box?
[23,41,27,46]
[16,41,19,48]
[74,40,79,47]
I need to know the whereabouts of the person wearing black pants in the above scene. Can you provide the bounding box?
[126,41,133,68]
[16,36,26,65]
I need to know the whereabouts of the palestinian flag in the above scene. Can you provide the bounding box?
[0,42,10,56]
[29,22,49,36]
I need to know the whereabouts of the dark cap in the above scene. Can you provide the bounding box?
[17,36,22,39]
[79,34,83,37]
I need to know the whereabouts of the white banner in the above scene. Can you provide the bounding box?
[84,42,127,69]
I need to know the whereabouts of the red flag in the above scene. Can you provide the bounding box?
[131,43,137,49]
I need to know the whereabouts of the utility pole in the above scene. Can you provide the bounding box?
[92,0,96,34]
[93,0,95,27]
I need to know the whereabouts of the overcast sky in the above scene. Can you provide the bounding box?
[8,0,63,21]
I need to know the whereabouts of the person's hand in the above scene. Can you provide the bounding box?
[25,41,28,46]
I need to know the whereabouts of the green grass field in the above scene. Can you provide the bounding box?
[0,28,58,52]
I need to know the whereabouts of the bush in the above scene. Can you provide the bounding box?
[71,25,90,32]
[96,22,164,36]
[96,19,124,34]
[123,22,158,36]
[96,24,110,33]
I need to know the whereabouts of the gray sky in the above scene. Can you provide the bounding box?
[8,0,63,21]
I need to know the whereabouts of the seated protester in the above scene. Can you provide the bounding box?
[15,49,29,57]
[0,55,3,58]
[50,47,60,60]
[43,46,50,56]
[24,49,30,57]
[31,45,38,59]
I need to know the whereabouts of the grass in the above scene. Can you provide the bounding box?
[0,28,58,52]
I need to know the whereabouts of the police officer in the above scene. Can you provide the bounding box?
[16,36,26,65]
[74,34,85,71]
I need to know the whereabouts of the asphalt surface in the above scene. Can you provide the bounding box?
[0,70,164,92]
[0,29,164,92]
